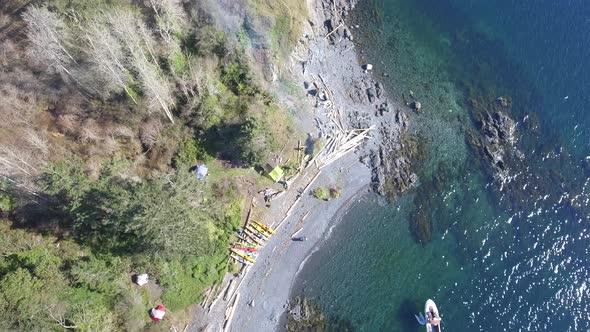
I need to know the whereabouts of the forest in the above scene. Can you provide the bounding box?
[0,0,306,330]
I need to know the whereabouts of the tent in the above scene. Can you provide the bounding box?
[134,273,149,286]
[195,164,208,180]
[150,305,166,321]
[263,162,284,182]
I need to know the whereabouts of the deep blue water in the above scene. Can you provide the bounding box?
[293,1,590,331]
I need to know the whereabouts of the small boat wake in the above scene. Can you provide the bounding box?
[415,312,427,325]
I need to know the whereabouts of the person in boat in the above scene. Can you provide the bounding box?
[427,306,441,326]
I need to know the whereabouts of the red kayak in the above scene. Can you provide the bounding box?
[233,246,258,253]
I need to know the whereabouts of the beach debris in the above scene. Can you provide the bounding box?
[375,82,383,98]
[366,86,376,103]
[223,280,236,301]
[377,101,391,115]
[343,27,353,41]
[324,19,343,40]
[410,101,422,112]
[362,63,373,71]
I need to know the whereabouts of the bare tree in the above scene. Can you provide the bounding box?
[81,17,137,103]
[21,6,76,76]
[135,56,175,123]
[107,9,175,122]
[147,0,186,43]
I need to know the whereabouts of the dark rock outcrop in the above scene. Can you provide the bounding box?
[468,109,517,189]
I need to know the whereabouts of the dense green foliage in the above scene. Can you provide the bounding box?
[0,157,242,331]
[42,160,213,257]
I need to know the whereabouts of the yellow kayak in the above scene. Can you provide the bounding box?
[237,235,259,247]
[250,223,272,238]
[230,254,253,266]
[253,220,275,234]
[237,239,259,248]
[231,248,256,263]
[246,225,268,241]
[243,229,265,245]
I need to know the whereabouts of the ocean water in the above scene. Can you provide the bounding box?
[292,0,590,331]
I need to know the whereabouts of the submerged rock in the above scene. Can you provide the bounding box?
[496,96,511,107]
[287,296,354,332]
[287,297,325,331]
[469,109,516,189]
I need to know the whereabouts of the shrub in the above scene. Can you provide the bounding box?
[168,43,188,75]
[312,187,329,201]
[221,60,258,96]
[173,138,212,169]
[0,190,14,215]
[159,255,226,311]
[238,117,271,165]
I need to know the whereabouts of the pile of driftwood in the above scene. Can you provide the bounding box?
[215,61,374,332]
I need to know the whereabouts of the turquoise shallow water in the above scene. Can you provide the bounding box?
[293,0,590,331]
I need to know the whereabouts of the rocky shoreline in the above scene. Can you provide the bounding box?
[194,0,418,330]
[301,0,418,200]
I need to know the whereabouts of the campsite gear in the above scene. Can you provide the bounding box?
[236,239,258,248]
[233,247,257,259]
[416,299,442,332]
[135,273,149,286]
[243,229,265,245]
[237,237,259,248]
[150,305,166,321]
[195,164,208,180]
[230,254,253,266]
[233,246,258,253]
[250,223,272,238]
[253,220,275,234]
[263,162,284,182]
[292,236,307,241]
[237,231,259,246]
[261,188,276,206]
[245,225,267,240]
[231,248,256,263]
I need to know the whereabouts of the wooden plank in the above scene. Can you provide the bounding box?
[244,197,254,228]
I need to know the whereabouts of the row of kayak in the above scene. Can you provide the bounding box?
[229,220,275,266]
